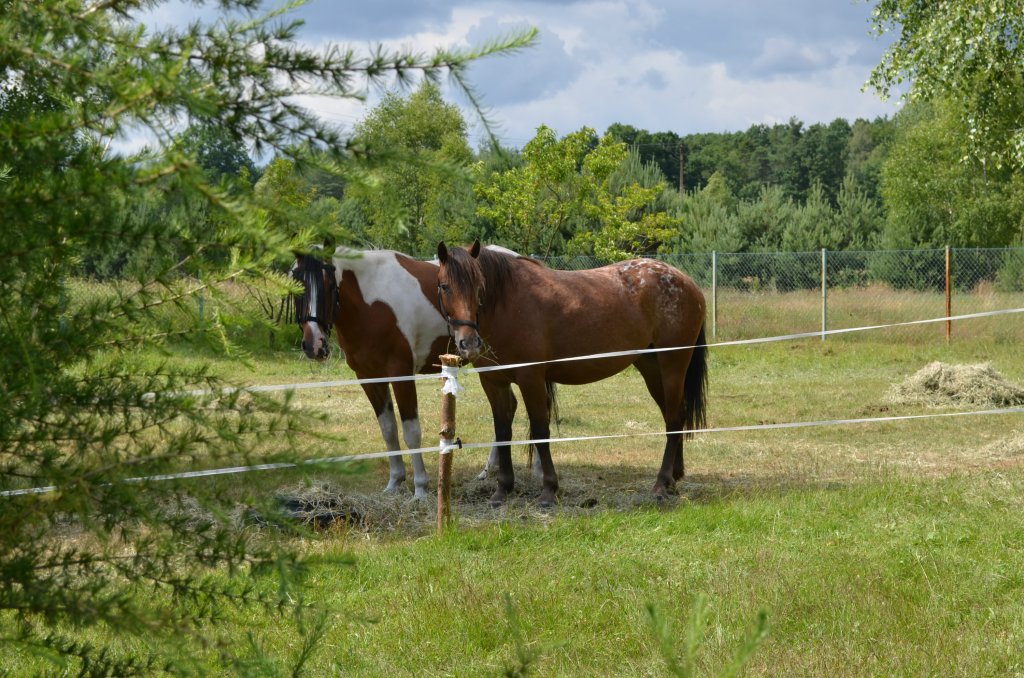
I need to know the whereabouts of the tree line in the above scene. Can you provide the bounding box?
[78,81,1021,282]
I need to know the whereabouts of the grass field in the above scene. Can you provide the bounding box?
[5,286,1024,675]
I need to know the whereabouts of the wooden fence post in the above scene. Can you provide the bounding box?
[437,354,461,534]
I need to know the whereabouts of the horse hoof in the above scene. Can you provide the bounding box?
[476,468,489,481]
[538,489,557,508]
[489,488,508,508]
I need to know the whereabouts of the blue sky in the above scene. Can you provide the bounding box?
[146,0,902,148]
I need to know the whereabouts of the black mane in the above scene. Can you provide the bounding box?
[293,252,333,325]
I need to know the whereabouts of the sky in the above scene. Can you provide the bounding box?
[145,0,903,149]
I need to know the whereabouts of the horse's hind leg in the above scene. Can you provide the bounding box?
[519,376,559,508]
[638,351,693,499]
[392,379,429,498]
[362,382,407,493]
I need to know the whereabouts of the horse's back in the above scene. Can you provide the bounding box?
[530,258,704,343]
[481,256,703,383]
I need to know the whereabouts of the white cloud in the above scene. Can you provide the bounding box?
[117,1,903,153]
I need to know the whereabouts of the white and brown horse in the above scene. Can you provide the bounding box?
[292,247,536,496]
[436,240,708,507]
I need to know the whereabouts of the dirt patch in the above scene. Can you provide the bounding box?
[888,362,1024,408]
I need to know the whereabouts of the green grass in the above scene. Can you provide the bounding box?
[31,471,1012,676]
[290,471,1024,676]
[6,282,1024,675]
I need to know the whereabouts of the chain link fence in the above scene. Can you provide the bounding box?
[546,248,1024,343]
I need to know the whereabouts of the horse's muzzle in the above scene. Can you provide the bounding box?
[456,332,484,361]
[302,337,331,361]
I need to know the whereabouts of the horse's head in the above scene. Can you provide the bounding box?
[292,251,338,360]
[436,239,485,361]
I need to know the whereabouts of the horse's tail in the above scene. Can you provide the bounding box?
[547,381,561,429]
[682,322,708,438]
[527,381,559,468]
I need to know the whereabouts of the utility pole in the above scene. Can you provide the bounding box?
[678,143,685,193]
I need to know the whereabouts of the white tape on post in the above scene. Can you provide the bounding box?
[441,364,464,397]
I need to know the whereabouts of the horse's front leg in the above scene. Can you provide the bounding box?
[392,379,428,499]
[477,390,517,480]
[519,376,558,508]
[480,378,516,507]
[361,383,406,493]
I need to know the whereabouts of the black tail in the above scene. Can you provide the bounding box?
[682,323,708,438]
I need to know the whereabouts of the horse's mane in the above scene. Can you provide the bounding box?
[446,245,542,309]
[293,251,333,323]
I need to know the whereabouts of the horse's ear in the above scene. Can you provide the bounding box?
[437,241,449,264]
[469,239,481,259]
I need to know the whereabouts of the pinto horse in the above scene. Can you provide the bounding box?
[436,240,708,507]
[292,247,537,496]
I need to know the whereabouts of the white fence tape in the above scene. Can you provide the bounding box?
[5,307,1021,498]
[155,307,1024,398]
[4,406,1022,497]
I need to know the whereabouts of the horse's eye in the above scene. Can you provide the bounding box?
[440,283,450,293]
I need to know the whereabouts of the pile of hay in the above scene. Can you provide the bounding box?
[888,361,1024,408]
[261,480,434,532]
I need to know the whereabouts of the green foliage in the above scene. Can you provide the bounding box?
[782,180,840,252]
[606,122,683,189]
[177,123,258,182]
[476,125,602,256]
[0,0,534,671]
[675,179,745,254]
[868,0,1024,170]
[880,100,1024,250]
[833,173,883,249]
[477,126,680,258]
[735,184,796,251]
[349,82,477,255]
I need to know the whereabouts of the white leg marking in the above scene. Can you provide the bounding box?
[477,444,500,481]
[378,410,406,493]
[402,418,429,499]
[532,448,544,478]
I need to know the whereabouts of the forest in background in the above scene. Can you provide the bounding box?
[67,80,1023,284]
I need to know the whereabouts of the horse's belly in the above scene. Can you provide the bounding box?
[543,354,637,385]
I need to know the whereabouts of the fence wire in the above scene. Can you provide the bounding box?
[546,247,1024,342]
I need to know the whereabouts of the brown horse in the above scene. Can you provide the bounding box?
[293,248,459,497]
[292,247,538,496]
[436,240,708,507]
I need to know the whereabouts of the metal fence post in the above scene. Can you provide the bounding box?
[821,248,828,341]
[945,245,952,343]
[711,250,718,340]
